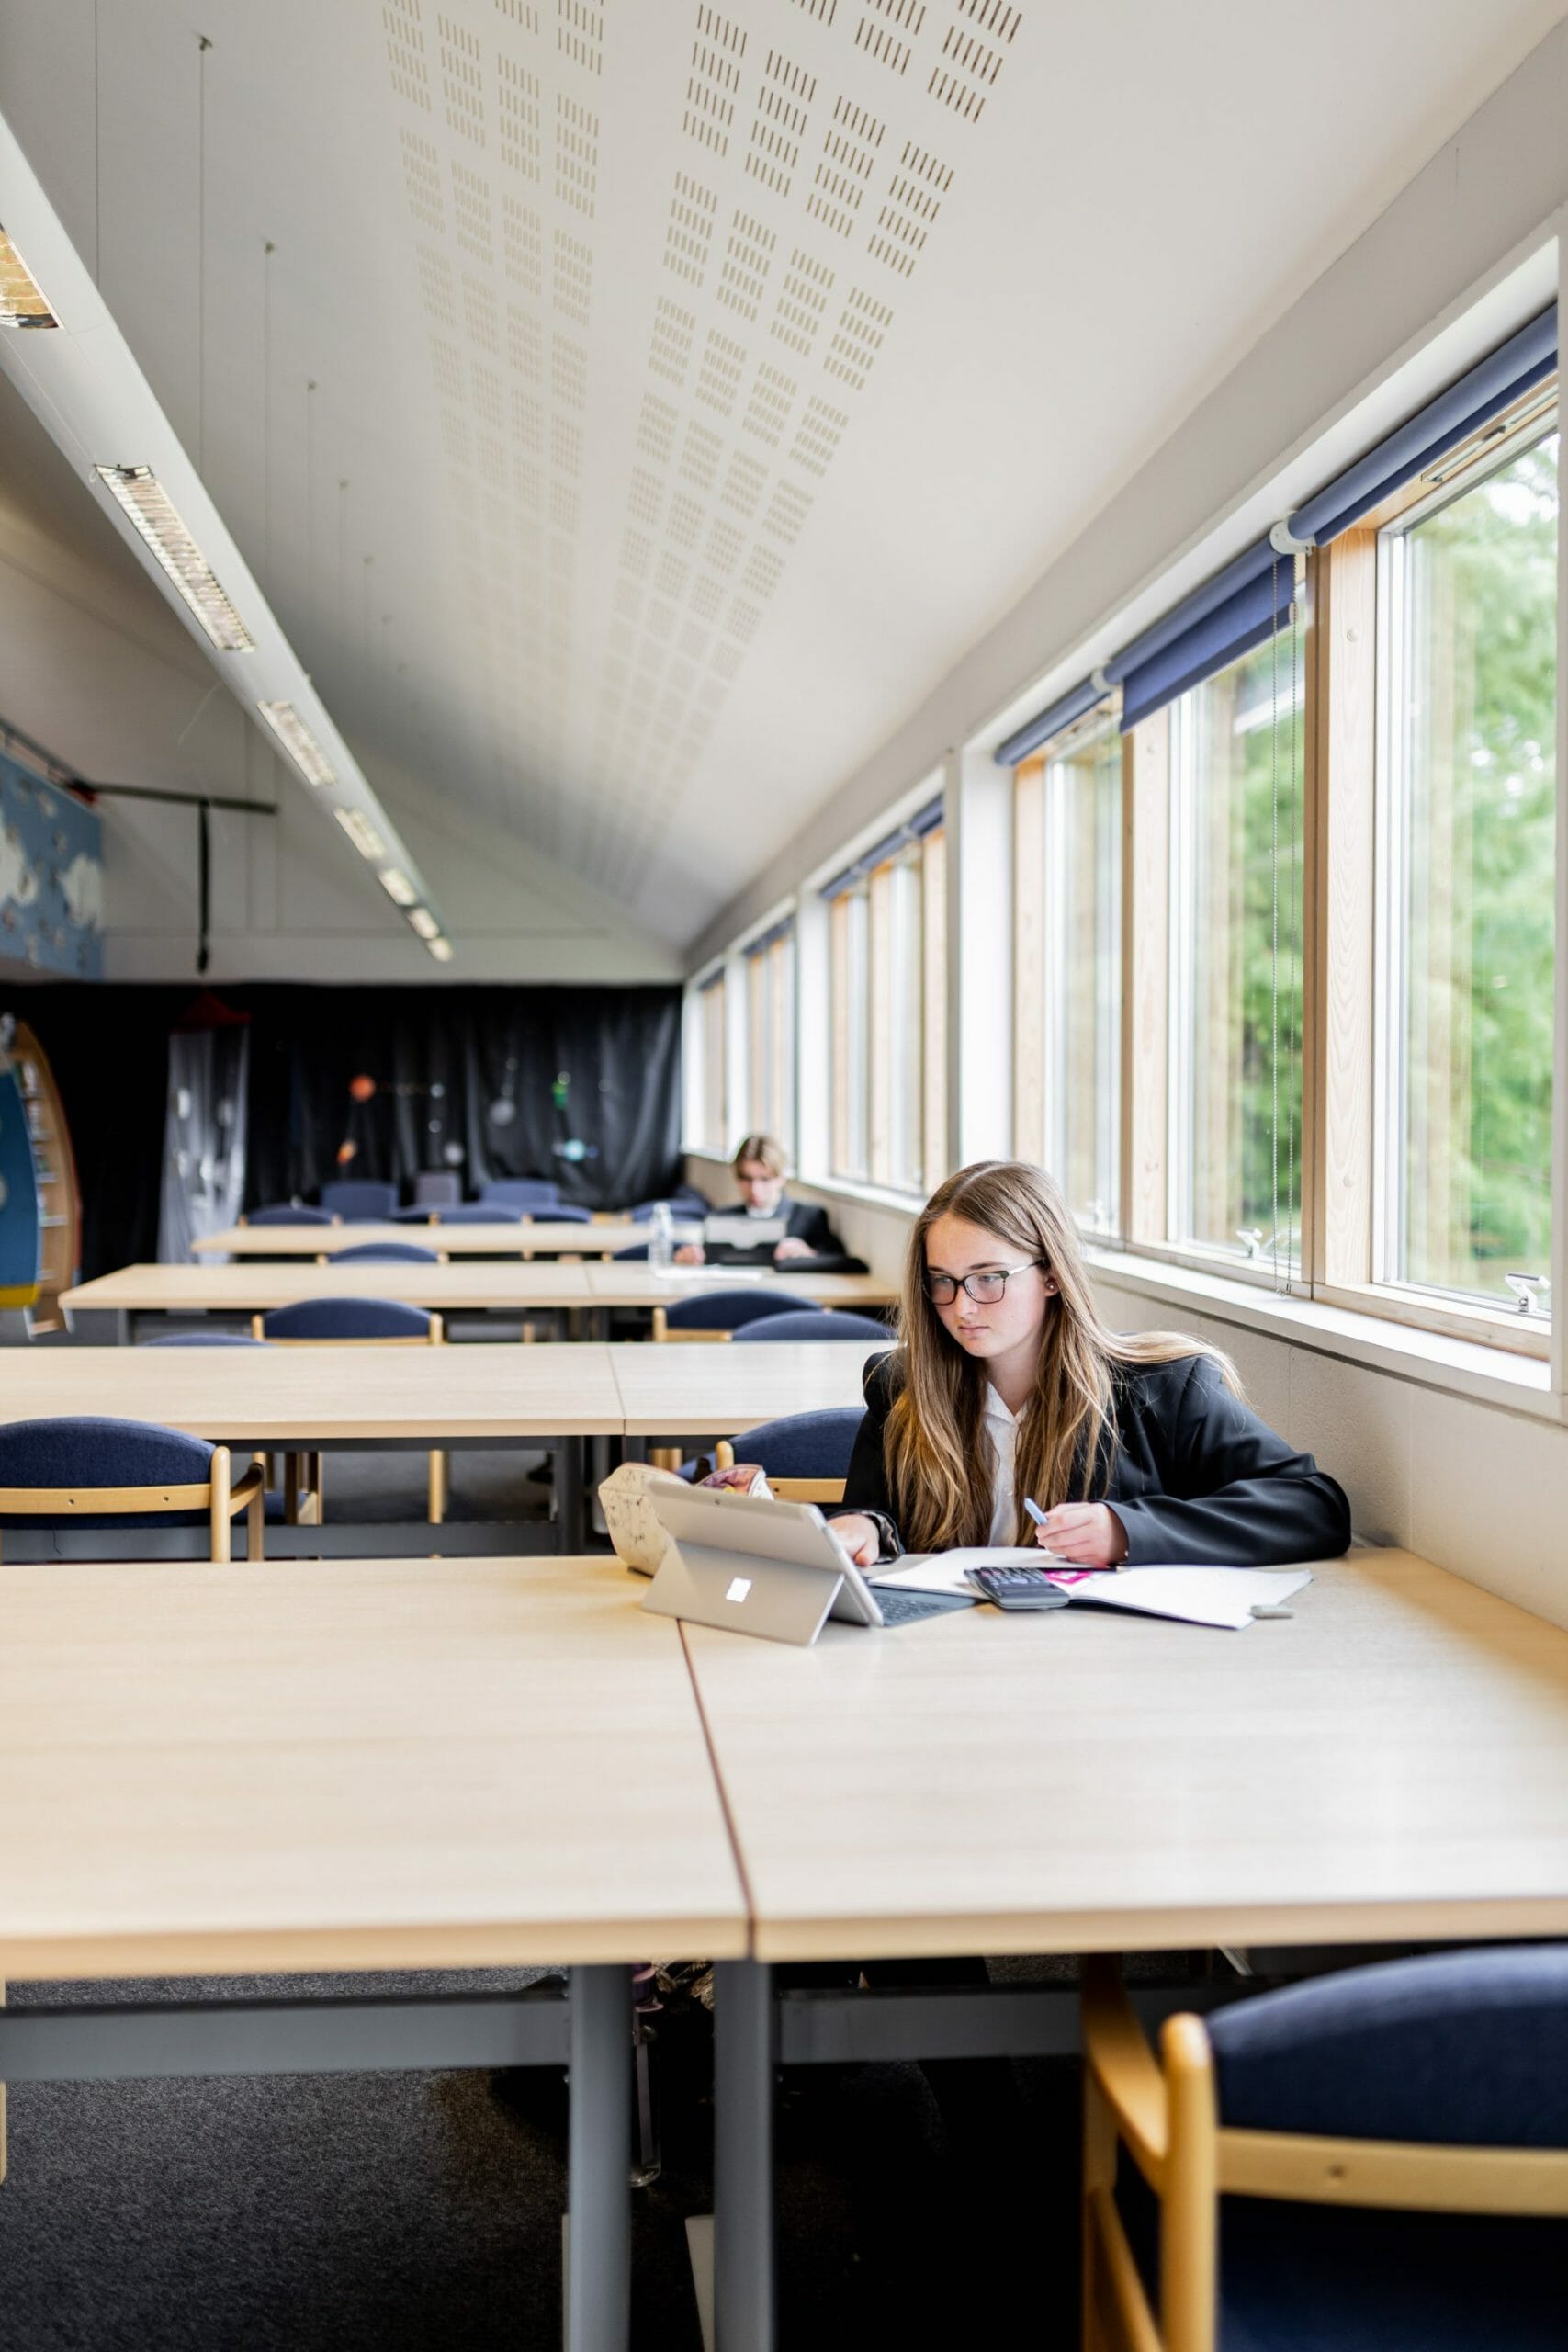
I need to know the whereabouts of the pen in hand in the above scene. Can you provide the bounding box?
[1023,1494,1129,1568]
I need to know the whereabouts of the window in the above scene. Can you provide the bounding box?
[1013,709,1122,1234]
[696,969,728,1155]
[1167,618,1305,1272]
[1376,415,1557,1317]
[828,814,946,1194]
[744,922,795,1152]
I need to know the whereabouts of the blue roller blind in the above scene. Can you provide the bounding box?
[994,674,1108,768]
[743,915,795,958]
[1111,539,1295,732]
[819,794,943,899]
[1288,306,1557,549]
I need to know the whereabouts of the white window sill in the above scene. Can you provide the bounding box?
[1083,1245,1561,1421]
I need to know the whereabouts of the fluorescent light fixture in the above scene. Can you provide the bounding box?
[95,465,254,650]
[0,224,55,326]
[256,698,337,786]
[408,907,440,940]
[333,806,388,860]
[427,935,454,963]
[378,866,417,907]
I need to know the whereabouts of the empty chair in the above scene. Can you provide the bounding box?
[242,1204,337,1227]
[653,1288,820,1341]
[253,1297,446,1523]
[480,1178,559,1211]
[331,1241,441,1263]
[713,1407,865,1503]
[428,1202,525,1226]
[743,1309,892,1345]
[0,1416,264,1563]
[319,1180,400,1220]
[140,1331,270,1346]
[412,1170,461,1208]
[1081,1943,1568,2352]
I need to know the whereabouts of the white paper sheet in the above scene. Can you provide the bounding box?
[1045,1566,1313,1630]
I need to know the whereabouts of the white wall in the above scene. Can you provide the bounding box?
[0,369,681,985]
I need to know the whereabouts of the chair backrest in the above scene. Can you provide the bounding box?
[243,1204,335,1227]
[319,1181,400,1220]
[663,1287,818,1334]
[0,1417,255,1561]
[532,1202,593,1224]
[613,1243,649,1261]
[1207,1943,1568,2149]
[140,1332,269,1346]
[629,1199,680,1222]
[259,1296,435,1341]
[728,1408,865,1482]
[481,1178,559,1209]
[742,1309,888,1344]
[412,1170,462,1207]
[330,1241,441,1263]
[431,1203,524,1225]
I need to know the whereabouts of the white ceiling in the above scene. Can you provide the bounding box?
[0,0,1562,957]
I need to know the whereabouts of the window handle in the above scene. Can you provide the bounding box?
[1235,1227,1265,1261]
[1504,1272,1551,1317]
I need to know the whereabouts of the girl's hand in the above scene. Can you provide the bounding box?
[828,1513,882,1568]
[1032,1503,1129,1566]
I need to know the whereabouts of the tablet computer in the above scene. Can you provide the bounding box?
[643,1484,887,1645]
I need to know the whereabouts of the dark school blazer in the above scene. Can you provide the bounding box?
[835,1351,1352,1566]
[701,1197,846,1266]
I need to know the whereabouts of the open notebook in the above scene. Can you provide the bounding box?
[873,1549,1313,1631]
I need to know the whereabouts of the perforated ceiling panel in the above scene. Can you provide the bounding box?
[382,0,1021,901]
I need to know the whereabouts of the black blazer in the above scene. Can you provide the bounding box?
[703,1196,845,1266]
[838,1351,1351,1566]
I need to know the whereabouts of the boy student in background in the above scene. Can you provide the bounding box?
[826,1158,1350,1570]
[674,1132,848,1268]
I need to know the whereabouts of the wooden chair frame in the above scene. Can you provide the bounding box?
[249,1317,447,1523]
[710,1439,845,1504]
[0,1445,265,1566]
[1080,1956,1568,2352]
[651,1307,735,1342]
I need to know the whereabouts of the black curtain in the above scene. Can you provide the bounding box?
[13,982,684,1276]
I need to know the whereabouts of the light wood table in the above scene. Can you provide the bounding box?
[193,1219,696,1258]
[62,1261,897,1339]
[0,1344,627,1552]
[684,1549,1568,2348]
[608,1339,878,1441]
[0,1555,746,2351]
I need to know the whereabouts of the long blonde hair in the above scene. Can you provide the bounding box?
[884,1160,1243,1552]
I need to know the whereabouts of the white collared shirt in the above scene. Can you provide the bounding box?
[982,1382,1021,1545]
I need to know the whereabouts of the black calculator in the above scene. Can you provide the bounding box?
[965,1565,1072,1611]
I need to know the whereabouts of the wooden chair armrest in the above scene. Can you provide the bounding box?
[226,1462,266,1514]
[1081,1956,1169,2187]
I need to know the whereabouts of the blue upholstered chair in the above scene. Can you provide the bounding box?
[713,1406,865,1503]
[330,1241,441,1263]
[742,1309,892,1345]
[428,1203,525,1226]
[242,1204,336,1227]
[140,1331,269,1345]
[612,1243,649,1261]
[0,1416,264,1562]
[629,1199,682,1222]
[1082,1944,1568,2352]
[480,1178,559,1211]
[530,1203,594,1224]
[319,1180,400,1221]
[412,1170,461,1208]
[653,1288,818,1341]
[253,1297,446,1523]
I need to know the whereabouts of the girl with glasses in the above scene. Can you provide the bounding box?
[828,1159,1349,1571]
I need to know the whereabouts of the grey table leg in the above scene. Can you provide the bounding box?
[565,1964,632,2352]
[715,1960,774,2352]
[557,1435,585,1554]
[117,1308,131,1348]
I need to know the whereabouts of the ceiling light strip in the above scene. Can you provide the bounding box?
[95,465,254,651]
[256,699,337,787]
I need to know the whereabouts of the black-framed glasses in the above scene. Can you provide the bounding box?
[923,1261,1048,1306]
